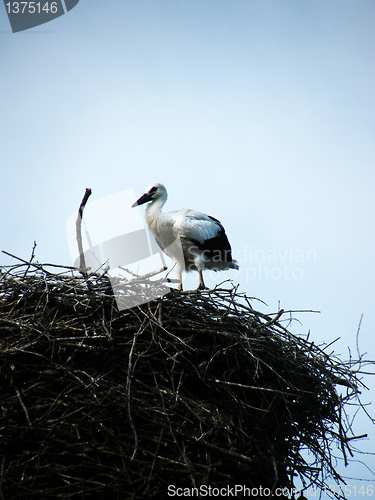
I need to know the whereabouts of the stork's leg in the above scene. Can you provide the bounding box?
[197,270,206,290]
[177,269,183,291]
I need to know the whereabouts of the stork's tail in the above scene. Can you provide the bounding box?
[210,260,239,271]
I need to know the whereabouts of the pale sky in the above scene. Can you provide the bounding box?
[1,0,374,487]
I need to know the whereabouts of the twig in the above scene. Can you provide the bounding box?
[119,265,168,279]
[356,314,363,361]
[127,329,140,460]
[148,427,164,482]
[2,250,79,274]
[76,188,92,277]
[14,385,32,427]
[22,241,37,279]
[264,308,284,326]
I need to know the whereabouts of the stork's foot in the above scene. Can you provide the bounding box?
[197,270,206,290]
[196,283,207,290]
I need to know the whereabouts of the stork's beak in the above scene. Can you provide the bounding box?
[131,192,153,207]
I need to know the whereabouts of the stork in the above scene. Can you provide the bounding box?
[131,183,239,290]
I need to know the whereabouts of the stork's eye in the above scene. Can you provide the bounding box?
[149,186,158,196]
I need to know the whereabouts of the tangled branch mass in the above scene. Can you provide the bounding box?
[0,258,371,499]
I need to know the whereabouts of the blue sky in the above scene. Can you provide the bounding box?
[1,0,375,487]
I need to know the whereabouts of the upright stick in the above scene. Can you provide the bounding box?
[76,188,92,277]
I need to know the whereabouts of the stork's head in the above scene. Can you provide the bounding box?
[131,183,167,207]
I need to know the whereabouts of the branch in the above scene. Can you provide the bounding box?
[76,188,92,277]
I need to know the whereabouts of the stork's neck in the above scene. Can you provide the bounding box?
[145,196,166,229]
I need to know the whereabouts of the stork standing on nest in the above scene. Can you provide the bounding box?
[132,183,239,290]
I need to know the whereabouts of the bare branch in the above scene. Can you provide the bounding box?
[76,188,92,277]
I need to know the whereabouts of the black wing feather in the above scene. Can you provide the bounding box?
[191,216,233,262]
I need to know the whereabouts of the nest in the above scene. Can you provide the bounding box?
[0,257,371,499]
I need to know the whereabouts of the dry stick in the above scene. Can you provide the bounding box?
[2,250,79,275]
[119,266,167,279]
[264,308,284,327]
[127,329,140,460]
[76,188,92,278]
[14,385,32,427]
[148,427,164,482]
[22,241,37,279]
